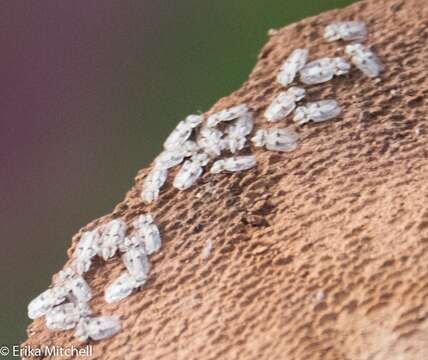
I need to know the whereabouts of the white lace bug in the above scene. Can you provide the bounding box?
[223,113,254,153]
[74,229,100,275]
[98,219,127,261]
[56,267,92,303]
[299,57,350,85]
[197,127,225,157]
[264,87,305,123]
[163,114,203,150]
[345,43,384,78]
[132,214,161,255]
[122,244,150,283]
[45,302,91,331]
[210,155,257,174]
[173,153,209,190]
[207,104,249,127]
[141,167,168,204]
[105,272,143,304]
[294,100,342,125]
[324,21,367,42]
[75,316,121,342]
[27,287,68,320]
[252,128,299,152]
[276,48,309,86]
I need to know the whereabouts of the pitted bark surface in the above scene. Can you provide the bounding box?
[23,0,428,359]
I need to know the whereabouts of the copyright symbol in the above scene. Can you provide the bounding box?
[0,347,9,356]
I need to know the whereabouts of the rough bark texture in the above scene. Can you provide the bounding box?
[24,0,428,359]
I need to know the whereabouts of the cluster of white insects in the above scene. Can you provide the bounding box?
[28,215,160,341]
[28,20,383,342]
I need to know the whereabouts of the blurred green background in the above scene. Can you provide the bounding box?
[0,0,356,352]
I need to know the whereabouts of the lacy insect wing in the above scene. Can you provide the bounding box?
[103,219,127,242]
[118,235,138,253]
[210,160,225,174]
[144,168,168,190]
[265,92,294,122]
[180,140,200,157]
[163,114,203,150]
[294,100,342,124]
[310,100,342,122]
[99,219,127,260]
[299,58,336,85]
[184,114,204,128]
[137,224,161,255]
[287,86,306,102]
[251,130,267,148]
[74,258,92,275]
[141,167,168,204]
[28,288,67,320]
[211,156,256,173]
[263,128,300,152]
[234,113,254,136]
[75,316,121,342]
[56,267,92,303]
[74,230,98,271]
[293,107,309,125]
[86,316,121,341]
[332,57,351,75]
[324,21,367,42]
[45,303,80,331]
[163,121,192,150]
[207,104,249,127]
[223,116,249,153]
[197,127,224,157]
[173,160,204,190]
[276,48,309,86]
[346,43,383,78]
[105,272,139,304]
[264,87,305,123]
[122,246,150,283]
[224,155,257,172]
[67,275,92,303]
[154,150,185,169]
[57,267,75,283]
[74,318,90,342]
[223,136,247,154]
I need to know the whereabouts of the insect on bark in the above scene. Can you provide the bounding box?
[74,229,100,274]
[133,214,161,255]
[299,57,350,85]
[105,272,142,304]
[56,267,92,303]
[27,288,68,320]
[252,128,299,152]
[294,100,342,125]
[122,245,150,283]
[207,104,249,127]
[45,302,90,331]
[324,21,367,42]
[277,48,309,86]
[99,219,127,261]
[345,43,384,78]
[163,114,204,150]
[223,113,254,153]
[75,316,121,342]
[210,155,257,174]
[197,127,225,157]
[173,153,209,190]
[264,87,305,123]
[141,167,168,204]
